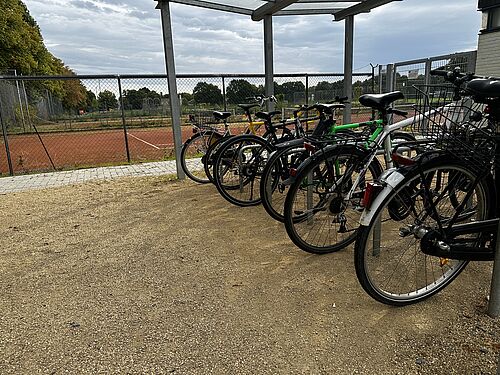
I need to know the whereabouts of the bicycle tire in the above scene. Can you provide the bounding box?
[354,156,494,306]
[260,145,309,222]
[213,134,275,207]
[283,144,383,254]
[181,131,223,183]
[203,135,233,184]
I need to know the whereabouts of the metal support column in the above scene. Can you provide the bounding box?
[263,15,274,111]
[343,15,354,124]
[158,0,185,179]
[488,219,500,318]
[117,76,131,163]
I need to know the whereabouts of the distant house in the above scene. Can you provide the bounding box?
[476,0,500,76]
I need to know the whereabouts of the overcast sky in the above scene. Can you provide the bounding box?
[22,0,482,75]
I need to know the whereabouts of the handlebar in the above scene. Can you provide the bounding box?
[244,95,277,107]
[430,67,478,87]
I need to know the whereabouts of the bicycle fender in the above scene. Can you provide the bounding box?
[359,168,406,226]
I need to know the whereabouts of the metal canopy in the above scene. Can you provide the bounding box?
[157,0,400,20]
[154,0,400,179]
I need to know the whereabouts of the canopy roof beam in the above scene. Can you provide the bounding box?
[156,0,253,15]
[252,0,299,21]
[334,0,401,21]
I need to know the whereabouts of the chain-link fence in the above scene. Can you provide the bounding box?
[378,51,477,112]
[0,51,479,177]
[0,72,374,176]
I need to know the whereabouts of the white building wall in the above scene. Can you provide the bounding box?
[476,32,500,76]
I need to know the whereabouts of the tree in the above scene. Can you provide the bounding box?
[0,0,64,76]
[84,89,98,112]
[280,81,306,103]
[192,82,222,105]
[98,90,118,111]
[122,87,161,110]
[226,79,259,104]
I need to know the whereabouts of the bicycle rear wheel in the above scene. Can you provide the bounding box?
[354,157,493,306]
[283,145,383,254]
[213,134,274,207]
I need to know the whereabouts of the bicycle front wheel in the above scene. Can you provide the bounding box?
[354,158,492,306]
[283,145,382,254]
[181,131,223,183]
[260,145,309,222]
[213,134,274,207]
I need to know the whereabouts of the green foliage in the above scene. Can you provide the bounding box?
[277,81,306,102]
[0,0,89,112]
[192,82,222,105]
[98,90,118,111]
[180,92,193,103]
[0,0,61,75]
[122,87,161,110]
[226,79,259,104]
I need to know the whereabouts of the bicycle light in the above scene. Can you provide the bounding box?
[361,182,384,209]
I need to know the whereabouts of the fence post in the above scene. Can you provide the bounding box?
[222,76,227,111]
[0,99,14,176]
[117,76,131,163]
[467,50,477,74]
[386,64,395,93]
[424,59,432,86]
[378,65,383,93]
[305,74,309,106]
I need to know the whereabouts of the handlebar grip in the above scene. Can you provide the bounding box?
[335,96,349,103]
[430,69,451,77]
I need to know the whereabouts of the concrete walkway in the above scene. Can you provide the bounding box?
[0,160,182,194]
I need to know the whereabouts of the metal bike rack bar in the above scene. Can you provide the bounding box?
[306,171,314,225]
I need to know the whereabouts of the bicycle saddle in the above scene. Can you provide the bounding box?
[212,111,231,121]
[466,78,500,100]
[256,110,281,122]
[315,103,344,114]
[359,91,404,111]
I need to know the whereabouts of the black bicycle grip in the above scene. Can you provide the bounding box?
[430,69,451,77]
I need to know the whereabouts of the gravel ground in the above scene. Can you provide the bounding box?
[0,176,498,374]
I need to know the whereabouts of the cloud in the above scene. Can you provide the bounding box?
[23,0,481,75]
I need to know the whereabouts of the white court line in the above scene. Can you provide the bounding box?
[127,132,161,149]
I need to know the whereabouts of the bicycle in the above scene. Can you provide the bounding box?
[281,91,418,254]
[202,95,277,184]
[353,68,500,306]
[260,98,415,223]
[259,98,352,221]
[180,95,273,183]
[211,104,319,207]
